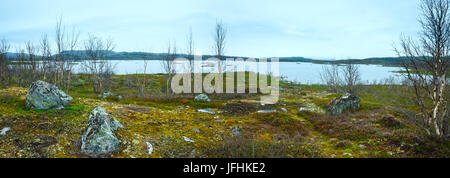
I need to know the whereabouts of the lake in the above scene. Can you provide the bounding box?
[72,60,404,84]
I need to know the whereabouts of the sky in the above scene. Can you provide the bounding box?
[0,0,420,59]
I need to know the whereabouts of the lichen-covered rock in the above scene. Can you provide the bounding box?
[81,106,123,157]
[97,92,115,99]
[25,80,72,110]
[327,93,360,115]
[194,94,210,102]
[98,92,123,101]
[298,103,325,114]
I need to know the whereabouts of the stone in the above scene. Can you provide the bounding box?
[280,108,288,112]
[80,106,123,157]
[192,128,201,133]
[183,136,195,142]
[343,152,353,157]
[298,103,325,114]
[197,109,216,114]
[257,109,277,114]
[146,142,153,155]
[98,92,116,99]
[327,93,360,115]
[25,80,72,110]
[0,127,10,135]
[194,94,210,102]
[230,126,242,136]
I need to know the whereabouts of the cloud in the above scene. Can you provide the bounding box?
[0,0,421,58]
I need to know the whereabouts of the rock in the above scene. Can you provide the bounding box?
[257,109,277,114]
[183,136,195,142]
[197,109,216,114]
[25,80,72,110]
[343,152,353,157]
[118,95,123,101]
[298,103,325,114]
[194,94,210,102]
[81,106,123,157]
[230,126,242,136]
[327,93,360,115]
[0,127,10,135]
[214,116,220,119]
[192,128,201,133]
[98,92,116,99]
[358,144,367,149]
[279,108,288,112]
[146,142,153,155]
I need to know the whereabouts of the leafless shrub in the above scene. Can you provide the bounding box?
[82,35,115,93]
[341,61,361,95]
[320,63,342,93]
[135,51,150,97]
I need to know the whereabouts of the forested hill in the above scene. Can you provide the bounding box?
[4,51,410,66]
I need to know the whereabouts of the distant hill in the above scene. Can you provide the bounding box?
[4,51,410,66]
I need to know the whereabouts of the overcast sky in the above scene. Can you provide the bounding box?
[0,0,420,59]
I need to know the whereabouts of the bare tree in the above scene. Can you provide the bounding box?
[341,61,361,95]
[136,50,150,96]
[161,40,177,94]
[25,41,38,81]
[320,63,342,93]
[39,34,52,82]
[213,20,227,73]
[65,26,80,92]
[52,16,80,92]
[186,27,195,73]
[0,38,10,86]
[54,16,66,88]
[14,47,28,87]
[395,0,449,137]
[82,35,115,93]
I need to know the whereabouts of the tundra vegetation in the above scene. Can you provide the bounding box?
[0,1,449,158]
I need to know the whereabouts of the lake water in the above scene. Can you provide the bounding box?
[72,60,403,84]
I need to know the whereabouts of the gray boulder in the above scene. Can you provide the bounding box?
[81,106,123,157]
[25,80,72,110]
[194,94,210,102]
[327,93,360,115]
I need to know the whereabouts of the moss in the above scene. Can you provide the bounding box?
[0,74,448,158]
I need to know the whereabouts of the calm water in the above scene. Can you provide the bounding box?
[72,60,403,84]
